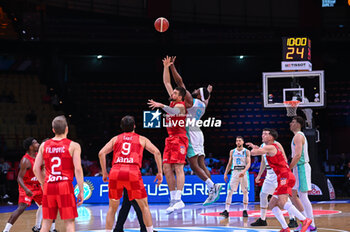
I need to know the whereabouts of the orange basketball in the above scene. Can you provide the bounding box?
[154,17,169,33]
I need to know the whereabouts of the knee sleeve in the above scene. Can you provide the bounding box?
[298,191,309,202]
[260,192,269,208]
[226,190,234,204]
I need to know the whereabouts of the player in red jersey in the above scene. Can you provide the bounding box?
[246,128,312,232]
[98,115,163,232]
[147,56,188,213]
[33,116,84,232]
[3,137,43,232]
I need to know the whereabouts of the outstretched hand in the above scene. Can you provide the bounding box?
[207,84,213,93]
[246,142,259,150]
[171,56,176,64]
[148,99,164,110]
[162,56,173,68]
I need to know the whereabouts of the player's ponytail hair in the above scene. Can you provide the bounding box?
[120,115,135,132]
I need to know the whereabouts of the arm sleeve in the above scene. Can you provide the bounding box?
[162,105,181,115]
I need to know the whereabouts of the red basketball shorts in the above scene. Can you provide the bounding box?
[108,164,147,201]
[163,135,188,164]
[274,171,296,196]
[18,184,43,206]
[42,181,78,220]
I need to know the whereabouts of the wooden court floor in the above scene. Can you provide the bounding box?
[1,201,349,231]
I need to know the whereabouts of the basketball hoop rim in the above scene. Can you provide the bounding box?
[283,100,300,107]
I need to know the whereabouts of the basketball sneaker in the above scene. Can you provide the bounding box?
[173,199,185,210]
[243,210,248,217]
[288,218,298,228]
[219,210,229,218]
[166,200,176,214]
[32,226,41,232]
[250,218,267,226]
[203,184,222,206]
[308,225,317,231]
[279,228,290,232]
[294,218,312,232]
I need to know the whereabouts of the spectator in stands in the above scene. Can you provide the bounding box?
[82,155,93,176]
[0,157,10,200]
[184,164,192,175]
[249,156,261,173]
[0,135,7,153]
[51,94,60,110]
[343,161,350,196]
[25,110,37,125]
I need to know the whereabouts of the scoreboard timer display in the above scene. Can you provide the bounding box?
[282,37,311,61]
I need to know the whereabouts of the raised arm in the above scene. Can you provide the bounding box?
[33,142,45,185]
[169,57,193,108]
[143,137,163,186]
[18,157,33,196]
[289,134,303,169]
[170,56,185,89]
[162,56,173,97]
[98,136,117,182]
[71,141,84,206]
[203,85,213,106]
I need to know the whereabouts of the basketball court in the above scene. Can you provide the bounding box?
[1,201,349,231]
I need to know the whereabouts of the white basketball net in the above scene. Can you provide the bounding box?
[284,101,300,117]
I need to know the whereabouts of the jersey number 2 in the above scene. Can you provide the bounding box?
[51,157,61,175]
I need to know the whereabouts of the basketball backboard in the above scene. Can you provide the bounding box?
[262,70,325,108]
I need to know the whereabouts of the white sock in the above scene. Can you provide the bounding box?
[50,221,56,231]
[284,201,306,221]
[272,207,288,229]
[170,190,176,201]
[243,192,248,210]
[146,225,153,232]
[301,210,306,217]
[286,198,295,219]
[261,208,267,220]
[175,190,182,200]
[243,203,248,211]
[205,178,214,189]
[299,191,315,227]
[4,223,12,232]
[260,192,269,220]
[35,205,42,228]
[225,203,230,211]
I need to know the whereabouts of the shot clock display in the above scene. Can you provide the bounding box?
[282,37,311,61]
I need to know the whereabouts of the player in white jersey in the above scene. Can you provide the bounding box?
[251,141,297,228]
[221,136,251,218]
[289,116,316,231]
[169,56,222,206]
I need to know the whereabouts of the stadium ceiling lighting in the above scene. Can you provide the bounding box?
[239,55,244,59]
[97,55,103,59]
